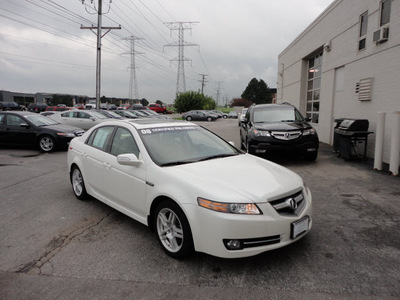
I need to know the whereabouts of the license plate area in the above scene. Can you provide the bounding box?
[291,216,310,239]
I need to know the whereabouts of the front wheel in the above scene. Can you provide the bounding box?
[154,200,194,259]
[186,116,192,121]
[71,166,88,200]
[206,116,212,122]
[39,135,55,152]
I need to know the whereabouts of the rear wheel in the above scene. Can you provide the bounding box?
[207,116,212,122]
[71,166,88,200]
[39,135,55,152]
[186,116,192,121]
[154,200,194,259]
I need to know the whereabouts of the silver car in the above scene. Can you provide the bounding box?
[48,110,110,130]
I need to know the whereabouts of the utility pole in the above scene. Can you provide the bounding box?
[199,74,208,94]
[164,22,199,94]
[122,36,144,101]
[215,81,223,106]
[81,0,121,109]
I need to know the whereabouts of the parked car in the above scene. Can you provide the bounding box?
[68,118,312,259]
[48,110,110,130]
[140,109,171,119]
[74,104,85,110]
[118,104,130,110]
[148,103,167,114]
[210,110,228,118]
[182,110,218,121]
[113,110,142,119]
[94,110,123,119]
[128,103,146,110]
[45,106,73,112]
[0,102,26,111]
[238,108,248,126]
[239,104,319,161]
[227,111,238,118]
[27,103,48,113]
[0,111,84,152]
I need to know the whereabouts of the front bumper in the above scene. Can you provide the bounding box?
[248,137,319,154]
[184,188,312,258]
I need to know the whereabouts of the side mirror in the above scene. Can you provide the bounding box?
[117,153,142,167]
[242,117,248,124]
[90,117,96,121]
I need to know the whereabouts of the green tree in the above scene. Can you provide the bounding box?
[140,98,149,106]
[174,91,216,113]
[241,78,272,104]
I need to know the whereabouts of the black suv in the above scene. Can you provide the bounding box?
[27,103,48,113]
[0,102,26,111]
[239,104,319,161]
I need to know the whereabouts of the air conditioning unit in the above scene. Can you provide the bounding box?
[373,27,389,43]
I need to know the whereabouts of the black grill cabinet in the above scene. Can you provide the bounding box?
[333,119,373,160]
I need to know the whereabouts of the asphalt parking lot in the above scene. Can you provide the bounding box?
[0,117,399,299]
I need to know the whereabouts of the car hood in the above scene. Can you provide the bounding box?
[160,154,303,203]
[42,124,83,133]
[254,121,311,131]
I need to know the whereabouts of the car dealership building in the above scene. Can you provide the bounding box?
[277,0,399,168]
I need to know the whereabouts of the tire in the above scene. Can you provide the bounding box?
[38,135,55,152]
[207,116,212,122]
[223,115,227,119]
[305,151,318,161]
[154,200,194,259]
[186,116,192,121]
[71,166,88,200]
[246,139,255,155]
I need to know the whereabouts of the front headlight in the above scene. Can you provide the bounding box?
[57,132,75,137]
[197,198,262,215]
[253,129,270,137]
[303,128,316,136]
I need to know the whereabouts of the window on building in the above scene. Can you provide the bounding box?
[359,11,368,51]
[380,0,391,26]
[306,52,323,124]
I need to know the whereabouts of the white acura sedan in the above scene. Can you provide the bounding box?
[67,119,312,259]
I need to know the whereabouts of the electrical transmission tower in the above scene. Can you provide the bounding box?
[164,22,199,94]
[81,0,121,109]
[199,74,208,94]
[122,36,144,100]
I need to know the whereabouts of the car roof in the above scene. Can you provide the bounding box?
[252,104,295,110]
[1,111,37,116]
[99,118,193,130]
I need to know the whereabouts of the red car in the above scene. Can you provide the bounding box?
[148,103,167,114]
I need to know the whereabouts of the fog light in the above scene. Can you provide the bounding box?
[225,239,242,250]
[255,149,266,153]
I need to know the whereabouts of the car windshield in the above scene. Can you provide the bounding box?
[26,114,59,126]
[139,125,240,166]
[253,107,303,123]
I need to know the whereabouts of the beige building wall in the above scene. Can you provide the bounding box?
[277,0,400,164]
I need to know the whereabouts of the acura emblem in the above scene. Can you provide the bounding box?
[285,198,298,210]
[284,132,290,139]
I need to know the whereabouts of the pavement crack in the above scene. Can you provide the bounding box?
[16,211,114,275]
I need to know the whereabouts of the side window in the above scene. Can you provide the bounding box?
[87,126,115,151]
[79,112,91,119]
[61,112,77,118]
[0,114,4,124]
[6,115,25,126]
[110,127,140,157]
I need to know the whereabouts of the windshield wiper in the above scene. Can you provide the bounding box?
[196,153,238,162]
[160,161,194,167]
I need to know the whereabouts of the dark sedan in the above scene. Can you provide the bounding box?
[0,111,84,152]
[182,110,218,121]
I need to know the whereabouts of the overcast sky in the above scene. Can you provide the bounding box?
[0,0,334,104]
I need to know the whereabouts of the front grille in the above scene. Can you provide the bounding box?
[270,190,305,216]
[270,130,302,140]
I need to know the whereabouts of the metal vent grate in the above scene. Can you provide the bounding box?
[357,77,373,101]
